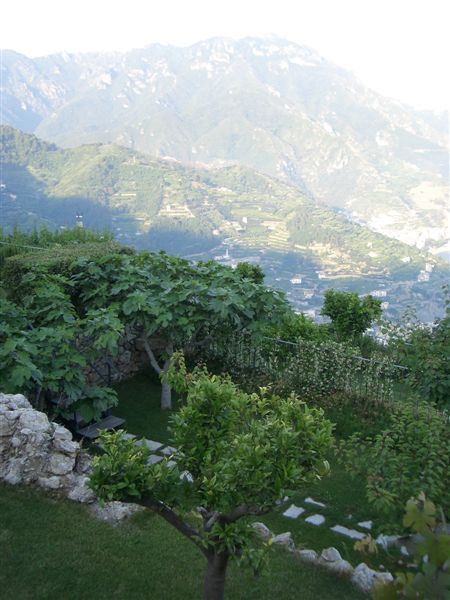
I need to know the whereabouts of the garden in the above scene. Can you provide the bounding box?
[0,228,449,599]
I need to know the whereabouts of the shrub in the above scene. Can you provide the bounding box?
[339,401,450,529]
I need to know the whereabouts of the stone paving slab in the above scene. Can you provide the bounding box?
[282,504,305,519]
[160,445,177,456]
[305,514,325,526]
[358,520,373,530]
[331,525,365,540]
[145,439,164,452]
[147,454,163,466]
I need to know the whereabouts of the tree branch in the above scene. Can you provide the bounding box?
[221,504,271,524]
[126,495,208,557]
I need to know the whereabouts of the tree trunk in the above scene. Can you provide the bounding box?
[203,552,229,600]
[160,346,173,410]
[160,379,172,410]
[142,336,174,410]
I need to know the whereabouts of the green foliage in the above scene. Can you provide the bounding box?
[1,240,130,297]
[234,262,265,284]
[263,311,329,343]
[0,269,122,421]
[204,333,397,416]
[372,493,450,600]
[321,289,382,341]
[90,353,333,595]
[382,287,450,409]
[71,251,287,408]
[339,402,450,528]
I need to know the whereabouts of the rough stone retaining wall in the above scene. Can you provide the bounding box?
[0,392,140,521]
[83,327,148,386]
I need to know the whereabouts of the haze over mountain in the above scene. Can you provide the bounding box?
[2,36,448,257]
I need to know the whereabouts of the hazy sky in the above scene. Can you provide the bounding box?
[2,0,450,111]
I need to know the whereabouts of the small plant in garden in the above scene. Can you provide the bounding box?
[338,402,450,529]
[372,493,450,600]
[89,353,334,600]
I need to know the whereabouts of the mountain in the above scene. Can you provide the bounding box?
[1,126,447,322]
[1,37,448,256]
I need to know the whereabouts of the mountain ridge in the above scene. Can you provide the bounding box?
[2,36,448,255]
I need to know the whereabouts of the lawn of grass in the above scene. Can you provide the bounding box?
[0,483,365,600]
[114,370,181,444]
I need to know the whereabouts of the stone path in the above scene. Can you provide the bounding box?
[279,494,374,542]
[120,433,178,467]
[121,435,375,546]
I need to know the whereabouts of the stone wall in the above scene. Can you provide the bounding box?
[83,327,147,386]
[0,392,142,522]
[0,392,94,502]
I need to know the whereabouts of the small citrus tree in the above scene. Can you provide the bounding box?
[89,353,333,600]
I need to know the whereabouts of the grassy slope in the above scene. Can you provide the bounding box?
[0,483,364,600]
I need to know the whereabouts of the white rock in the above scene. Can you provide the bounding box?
[68,483,96,503]
[0,415,14,436]
[304,496,326,508]
[147,454,163,465]
[351,563,393,593]
[53,424,73,441]
[322,559,354,575]
[297,549,318,562]
[47,453,76,475]
[331,525,365,540]
[53,438,79,454]
[38,476,62,490]
[376,534,400,549]
[305,514,325,526]
[283,504,305,519]
[4,410,21,421]
[90,501,144,524]
[321,547,342,562]
[160,445,177,456]
[18,410,50,433]
[180,470,194,483]
[0,394,30,409]
[271,532,295,551]
[357,520,373,530]
[75,453,92,474]
[252,522,271,541]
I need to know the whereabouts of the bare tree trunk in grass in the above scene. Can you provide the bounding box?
[204,551,229,600]
[142,337,174,410]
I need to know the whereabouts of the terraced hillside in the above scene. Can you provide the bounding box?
[1,126,447,321]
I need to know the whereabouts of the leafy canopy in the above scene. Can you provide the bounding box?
[321,289,382,340]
